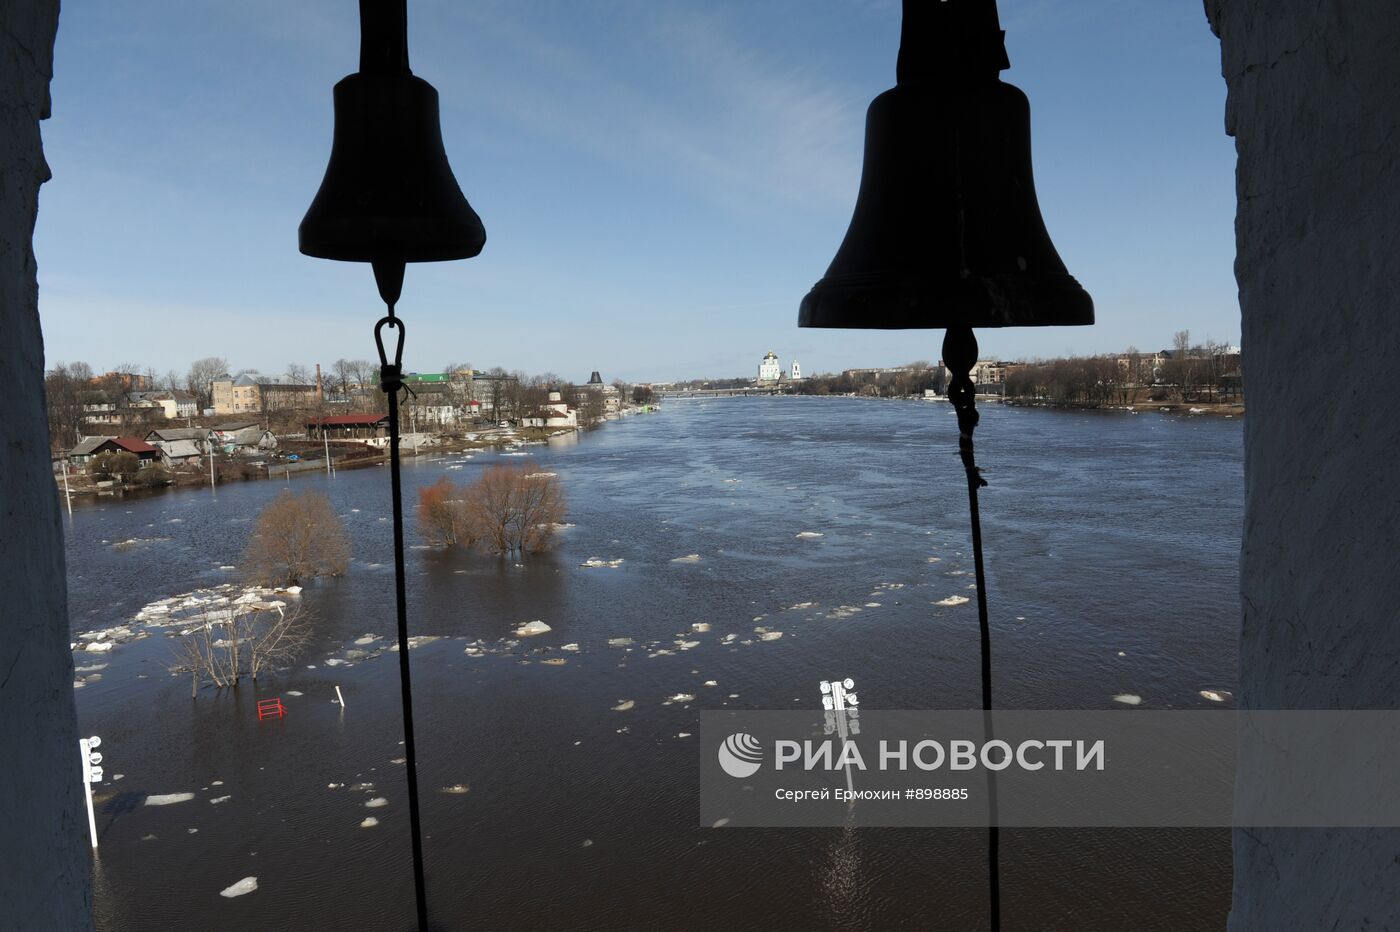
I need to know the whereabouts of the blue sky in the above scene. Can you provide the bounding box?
[36,0,1238,384]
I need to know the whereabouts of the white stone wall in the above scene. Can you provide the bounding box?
[1208,2,1400,928]
[0,2,91,929]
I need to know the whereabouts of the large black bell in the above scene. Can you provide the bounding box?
[799,0,1091,330]
[299,0,485,266]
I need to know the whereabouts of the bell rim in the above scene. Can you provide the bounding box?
[798,272,1094,329]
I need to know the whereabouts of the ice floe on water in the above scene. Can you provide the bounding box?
[220,877,258,898]
[671,554,702,564]
[1112,694,1143,706]
[666,693,696,704]
[365,798,388,808]
[611,700,634,711]
[1199,689,1231,703]
[209,796,231,805]
[934,595,970,607]
[439,784,470,795]
[145,793,195,806]
[580,557,624,568]
[794,531,824,539]
[787,602,815,611]
[607,638,633,647]
[515,620,552,637]
[360,817,379,828]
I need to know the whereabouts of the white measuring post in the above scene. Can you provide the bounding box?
[335,685,346,709]
[62,458,73,516]
[79,736,102,848]
[821,679,860,795]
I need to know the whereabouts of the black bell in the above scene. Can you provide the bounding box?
[299,0,485,267]
[799,0,1091,330]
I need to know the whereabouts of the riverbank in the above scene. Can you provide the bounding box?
[1001,397,1244,416]
[54,407,656,504]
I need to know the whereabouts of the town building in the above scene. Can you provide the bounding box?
[210,421,277,452]
[791,359,802,380]
[586,370,622,411]
[757,351,782,384]
[306,413,391,441]
[89,371,150,391]
[522,388,577,429]
[66,436,161,469]
[145,427,211,454]
[212,372,320,415]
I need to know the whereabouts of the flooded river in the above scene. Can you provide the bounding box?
[68,396,1243,931]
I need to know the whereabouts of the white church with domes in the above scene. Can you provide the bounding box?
[758,351,782,384]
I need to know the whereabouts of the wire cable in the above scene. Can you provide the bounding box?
[375,300,430,932]
[942,326,1001,932]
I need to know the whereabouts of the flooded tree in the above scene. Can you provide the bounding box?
[173,603,314,693]
[91,450,141,483]
[242,490,350,586]
[417,476,477,548]
[416,464,566,556]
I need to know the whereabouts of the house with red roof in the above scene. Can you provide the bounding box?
[67,436,162,468]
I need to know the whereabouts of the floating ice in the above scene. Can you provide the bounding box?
[677,733,692,738]
[515,620,552,637]
[561,643,580,652]
[145,793,195,806]
[86,642,114,653]
[787,602,815,611]
[668,693,696,703]
[703,681,718,687]
[611,700,634,711]
[209,796,231,805]
[439,784,470,795]
[712,818,730,828]
[365,798,388,808]
[285,691,303,697]
[675,640,700,650]
[1199,690,1231,703]
[360,817,379,828]
[1112,694,1143,706]
[691,623,711,633]
[795,531,824,539]
[220,877,258,898]
[935,596,970,607]
[580,557,624,568]
[353,635,381,646]
[758,631,783,642]
[541,658,569,666]
[671,554,702,564]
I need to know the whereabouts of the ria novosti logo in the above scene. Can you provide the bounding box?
[717,733,764,778]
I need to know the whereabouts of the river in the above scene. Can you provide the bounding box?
[68,396,1243,931]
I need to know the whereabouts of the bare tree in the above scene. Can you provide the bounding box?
[172,602,315,693]
[243,490,351,586]
[416,476,477,548]
[186,356,228,412]
[417,464,566,555]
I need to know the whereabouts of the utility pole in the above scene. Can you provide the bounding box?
[61,457,72,516]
